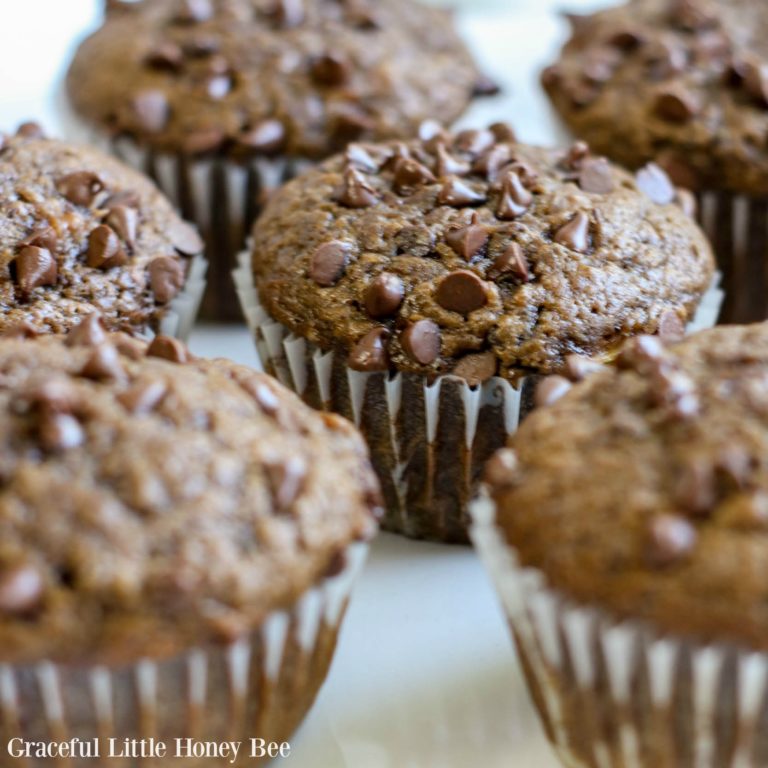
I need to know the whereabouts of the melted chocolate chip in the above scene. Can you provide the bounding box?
[14,246,57,296]
[87,225,128,270]
[436,270,488,315]
[348,328,390,372]
[310,241,352,286]
[148,256,185,303]
[553,212,590,253]
[401,320,441,365]
[365,273,404,318]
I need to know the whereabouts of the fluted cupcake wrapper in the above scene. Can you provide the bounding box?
[157,252,207,342]
[471,493,768,768]
[234,251,722,544]
[0,541,368,768]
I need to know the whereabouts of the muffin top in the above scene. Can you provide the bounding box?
[67,0,485,161]
[486,324,768,649]
[0,125,203,336]
[0,319,380,664]
[542,0,768,195]
[251,126,714,381]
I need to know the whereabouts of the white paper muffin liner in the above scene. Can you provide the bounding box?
[156,251,207,342]
[234,249,722,543]
[0,541,368,767]
[471,493,768,768]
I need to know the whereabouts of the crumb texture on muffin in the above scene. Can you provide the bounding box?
[543,0,768,195]
[67,0,482,159]
[488,324,768,649]
[0,128,203,335]
[252,126,714,380]
[0,320,380,664]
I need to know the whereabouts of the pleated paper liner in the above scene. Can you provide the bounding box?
[0,541,368,768]
[471,493,768,768]
[235,250,724,544]
[157,252,207,342]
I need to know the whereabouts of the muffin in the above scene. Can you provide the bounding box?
[235,125,721,543]
[0,122,205,338]
[542,0,768,323]
[0,315,379,765]
[65,0,488,321]
[472,323,768,768]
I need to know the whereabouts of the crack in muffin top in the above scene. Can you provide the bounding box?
[0,126,203,335]
[251,124,715,381]
[67,0,485,160]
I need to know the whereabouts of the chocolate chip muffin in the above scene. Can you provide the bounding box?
[0,315,379,764]
[238,124,719,542]
[472,323,768,768]
[542,0,768,323]
[0,123,205,338]
[66,0,487,321]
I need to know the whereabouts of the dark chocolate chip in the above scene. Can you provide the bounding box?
[334,167,378,208]
[14,246,57,295]
[311,53,351,87]
[118,379,168,415]
[131,89,170,133]
[553,212,590,253]
[647,513,697,566]
[80,344,126,382]
[148,256,185,303]
[147,335,190,364]
[444,218,489,261]
[238,120,286,155]
[348,328,390,372]
[310,241,352,286]
[608,28,645,50]
[87,225,128,269]
[452,352,497,387]
[145,41,184,71]
[438,177,486,207]
[106,205,139,248]
[654,88,700,122]
[436,270,488,314]
[0,564,44,615]
[490,242,529,282]
[401,320,441,365]
[168,219,204,254]
[535,376,572,408]
[636,163,676,204]
[365,273,404,318]
[578,157,614,194]
[56,171,104,207]
[67,314,107,347]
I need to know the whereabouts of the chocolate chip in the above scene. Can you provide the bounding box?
[438,177,486,207]
[654,88,700,122]
[269,0,304,28]
[148,256,185,303]
[452,352,497,387]
[145,41,184,71]
[250,380,280,415]
[311,53,351,87]
[348,328,390,372]
[657,309,686,340]
[490,242,529,282]
[14,246,57,295]
[535,376,572,408]
[669,0,717,30]
[330,105,376,144]
[401,320,440,365]
[173,0,213,24]
[582,48,621,84]
[418,119,447,144]
[435,143,471,177]
[131,89,170,133]
[483,448,518,488]
[473,143,513,182]
[80,344,126,382]
[106,205,139,248]
[489,122,517,143]
[182,34,220,57]
[436,270,488,315]
[674,458,715,516]
[617,335,666,371]
[564,140,590,170]
[40,413,85,452]
[2,322,40,339]
[647,513,697,566]
[650,366,700,420]
[444,218,489,261]
[393,158,436,195]
[118,379,168,415]
[15,121,45,139]
[237,120,286,155]
[266,456,307,510]
[334,167,378,208]
[56,171,104,207]
[310,241,352,287]
[345,143,380,173]
[168,219,204,254]
[24,378,80,414]
[608,28,645,50]
[497,170,532,220]
[22,227,58,253]
[473,74,501,97]
[346,4,379,30]
[644,40,687,80]
[578,157,614,194]
[636,163,676,204]
[553,212,590,253]
[147,335,190,364]
[564,354,605,381]
[67,314,107,347]
[365,273,404,318]
[744,62,768,106]
[87,225,128,269]
[0,564,43,615]
[182,128,225,154]
[454,129,495,157]
[112,332,146,360]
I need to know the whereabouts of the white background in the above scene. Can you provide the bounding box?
[0,1,612,766]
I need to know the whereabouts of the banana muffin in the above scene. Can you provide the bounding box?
[473,323,768,768]
[66,0,488,320]
[0,315,380,764]
[0,123,205,338]
[238,124,720,542]
[542,0,768,322]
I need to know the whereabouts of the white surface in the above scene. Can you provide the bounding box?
[0,2,617,766]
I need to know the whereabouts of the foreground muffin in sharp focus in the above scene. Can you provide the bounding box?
[0,317,379,764]
[65,0,489,321]
[236,123,720,543]
[542,0,768,322]
[473,323,768,768]
[0,123,206,339]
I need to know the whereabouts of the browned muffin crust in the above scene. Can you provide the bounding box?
[543,0,768,195]
[0,125,203,335]
[67,0,484,160]
[487,324,768,650]
[251,126,715,380]
[0,318,380,665]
